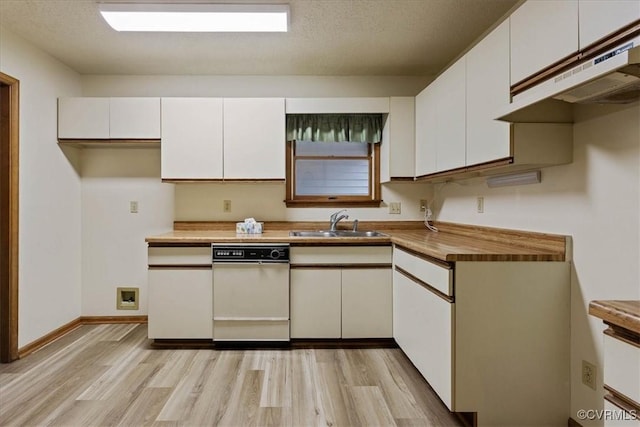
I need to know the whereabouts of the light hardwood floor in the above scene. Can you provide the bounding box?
[0,324,462,426]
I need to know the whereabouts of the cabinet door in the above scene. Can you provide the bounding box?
[435,57,466,172]
[161,98,223,180]
[109,97,161,139]
[414,85,437,176]
[342,268,392,338]
[386,97,415,179]
[290,269,341,338]
[466,20,511,166]
[579,0,640,48]
[223,98,285,179]
[58,97,109,139]
[148,268,213,339]
[393,270,453,410]
[510,0,579,84]
[604,334,640,405]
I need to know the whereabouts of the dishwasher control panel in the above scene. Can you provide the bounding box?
[212,244,290,263]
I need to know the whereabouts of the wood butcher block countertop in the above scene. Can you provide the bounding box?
[146,221,569,263]
[589,300,640,335]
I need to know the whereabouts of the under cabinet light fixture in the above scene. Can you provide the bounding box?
[486,170,541,188]
[98,3,289,32]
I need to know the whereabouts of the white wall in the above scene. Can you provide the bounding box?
[175,181,432,222]
[432,102,640,423]
[0,26,83,347]
[80,148,174,316]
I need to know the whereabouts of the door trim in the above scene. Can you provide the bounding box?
[0,71,19,363]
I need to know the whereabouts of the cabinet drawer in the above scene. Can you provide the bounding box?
[148,247,211,266]
[291,246,392,265]
[393,247,452,296]
[604,334,640,405]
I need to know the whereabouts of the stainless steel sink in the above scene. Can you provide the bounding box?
[289,230,387,238]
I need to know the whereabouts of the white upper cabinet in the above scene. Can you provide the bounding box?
[435,57,467,172]
[466,20,511,166]
[109,97,161,139]
[161,98,224,180]
[578,0,640,48]
[415,57,466,176]
[58,97,110,139]
[381,97,415,182]
[223,98,285,180]
[58,97,160,140]
[415,85,437,176]
[510,0,579,84]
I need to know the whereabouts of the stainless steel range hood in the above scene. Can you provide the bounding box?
[498,34,640,123]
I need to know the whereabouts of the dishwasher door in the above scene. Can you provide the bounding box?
[213,262,290,341]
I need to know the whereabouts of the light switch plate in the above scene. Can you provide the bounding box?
[389,202,401,214]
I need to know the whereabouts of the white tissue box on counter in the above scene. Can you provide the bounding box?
[236,221,263,234]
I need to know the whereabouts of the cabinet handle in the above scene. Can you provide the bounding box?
[214,317,289,322]
[148,264,212,270]
[395,266,454,303]
[604,385,640,412]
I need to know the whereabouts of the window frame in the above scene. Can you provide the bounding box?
[285,140,381,207]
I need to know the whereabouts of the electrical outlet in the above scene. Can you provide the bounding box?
[389,202,401,214]
[476,196,484,213]
[420,199,427,212]
[582,360,597,390]
[223,200,231,213]
[129,201,138,213]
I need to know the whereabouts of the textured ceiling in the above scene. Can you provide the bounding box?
[0,0,519,76]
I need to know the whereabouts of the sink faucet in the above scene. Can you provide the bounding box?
[329,209,349,231]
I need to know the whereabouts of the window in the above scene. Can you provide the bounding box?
[284,113,383,207]
[285,140,381,207]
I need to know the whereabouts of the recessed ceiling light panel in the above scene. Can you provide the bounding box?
[99,3,289,32]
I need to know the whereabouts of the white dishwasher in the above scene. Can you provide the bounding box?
[212,244,290,341]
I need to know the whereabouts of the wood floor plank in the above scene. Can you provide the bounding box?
[115,387,173,427]
[0,324,462,427]
[147,349,199,388]
[316,358,359,427]
[365,348,428,420]
[349,385,398,427]
[290,350,330,427]
[184,350,242,426]
[259,351,292,408]
[76,339,152,400]
[338,348,376,386]
[381,349,462,426]
[154,350,213,422]
[255,406,289,427]
[217,369,264,427]
[47,400,109,427]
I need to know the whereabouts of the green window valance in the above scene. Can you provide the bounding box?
[286,114,383,143]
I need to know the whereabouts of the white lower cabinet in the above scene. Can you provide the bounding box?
[342,268,393,338]
[393,246,571,426]
[147,246,213,339]
[290,246,393,339]
[393,270,452,408]
[290,269,342,338]
[603,333,640,427]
